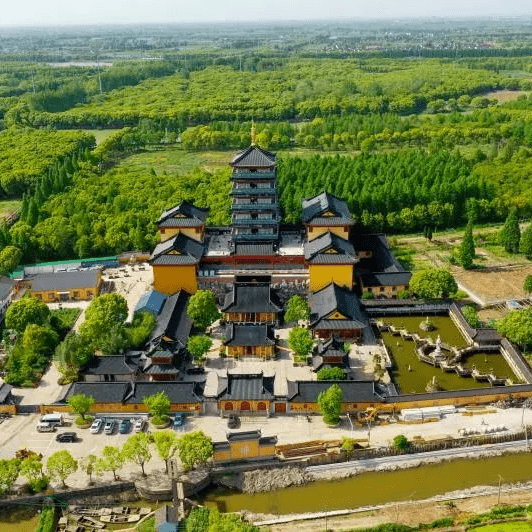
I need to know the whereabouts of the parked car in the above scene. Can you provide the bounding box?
[134,419,145,433]
[90,418,103,434]
[173,413,185,429]
[119,419,131,434]
[227,414,240,429]
[104,419,116,435]
[56,432,77,443]
[36,422,56,433]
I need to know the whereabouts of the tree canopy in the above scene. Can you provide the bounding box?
[288,326,315,361]
[497,308,532,348]
[317,383,343,425]
[409,268,458,299]
[186,290,220,330]
[284,295,310,323]
[5,297,50,334]
[46,450,78,488]
[177,431,213,472]
[186,335,212,364]
[67,393,95,420]
[500,211,521,254]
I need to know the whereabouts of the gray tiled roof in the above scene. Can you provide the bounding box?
[30,270,99,292]
[150,291,192,350]
[0,383,12,404]
[125,382,203,404]
[157,201,209,226]
[360,272,412,287]
[234,243,275,256]
[83,356,137,376]
[304,232,357,264]
[222,283,281,313]
[309,282,367,329]
[217,372,275,400]
[60,382,131,404]
[287,380,384,403]
[143,363,179,375]
[302,192,354,225]
[150,233,204,265]
[0,277,15,301]
[230,146,276,168]
[224,324,276,346]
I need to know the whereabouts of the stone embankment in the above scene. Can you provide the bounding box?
[217,466,311,493]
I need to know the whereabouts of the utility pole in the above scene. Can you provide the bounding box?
[497,475,503,506]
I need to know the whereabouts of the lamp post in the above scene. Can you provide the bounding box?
[497,475,503,506]
[346,412,354,436]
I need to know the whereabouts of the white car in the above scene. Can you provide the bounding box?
[90,418,103,434]
[134,419,145,433]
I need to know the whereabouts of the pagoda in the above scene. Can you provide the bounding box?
[229,140,280,247]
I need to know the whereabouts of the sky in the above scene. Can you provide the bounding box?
[2,0,532,27]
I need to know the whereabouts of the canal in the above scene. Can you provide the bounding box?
[200,452,532,514]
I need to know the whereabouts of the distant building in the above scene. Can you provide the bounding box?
[134,289,167,316]
[217,372,275,414]
[222,280,281,324]
[223,324,276,358]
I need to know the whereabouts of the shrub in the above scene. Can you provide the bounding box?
[361,291,374,300]
[393,434,409,451]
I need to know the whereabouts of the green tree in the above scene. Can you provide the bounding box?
[462,305,481,328]
[288,326,314,360]
[47,450,78,489]
[341,437,356,457]
[143,391,171,424]
[0,458,20,496]
[409,268,458,299]
[458,222,475,269]
[500,211,521,254]
[96,446,124,481]
[284,295,310,323]
[317,383,343,425]
[80,454,98,485]
[22,324,59,356]
[393,434,410,451]
[497,308,532,349]
[152,430,178,473]
[54,332,94,380]
[20,456,47,492]
[177,431,213,472]
[186,335,212,364]
[0,246,22,276]
[186,290,220,330]
[521,224,532,259]
[80,293,128,340]
[524,275,532,296]
[317,367,346,381]
[122,433,152,477]
[5,297,50,334]
[67,393,95,421]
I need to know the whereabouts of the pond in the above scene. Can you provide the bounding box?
[378,315,517,394]
[200,451,532,515]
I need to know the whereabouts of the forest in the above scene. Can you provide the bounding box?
[1,45,532,268]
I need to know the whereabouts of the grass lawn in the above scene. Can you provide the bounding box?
[82,129,123,146]
[50,308,82,337]
[473,522,532,532]
[0,199,21,219]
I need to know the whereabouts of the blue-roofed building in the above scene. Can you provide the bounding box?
[135,290,167,316]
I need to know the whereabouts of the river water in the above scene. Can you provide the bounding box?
[200,452,532,514]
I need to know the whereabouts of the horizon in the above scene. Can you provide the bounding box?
[2,0,532,28]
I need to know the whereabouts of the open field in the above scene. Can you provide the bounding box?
[85,128,123,145]
[0,199,21,219]
[487,89,530,103]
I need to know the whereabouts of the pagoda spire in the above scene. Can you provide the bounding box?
[250,119,257,146]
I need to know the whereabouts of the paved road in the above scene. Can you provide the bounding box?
[308,439,530,474]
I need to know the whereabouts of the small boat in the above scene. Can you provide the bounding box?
[99,514,140,524]
[137,508,151,516]
[111,506,131,515]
